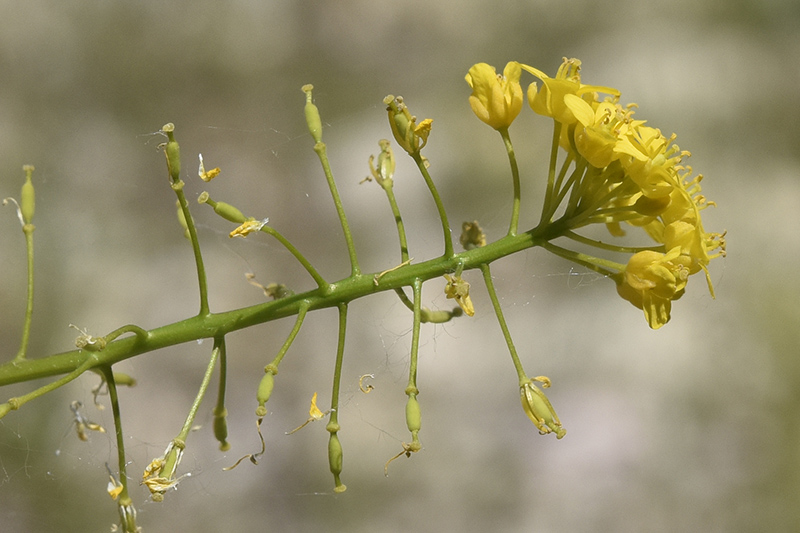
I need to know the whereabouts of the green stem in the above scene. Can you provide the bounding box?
[173,185,210,316]
[539,121,563,225]
[380,182,410,263]
[499,128,521,237]
[412,152,454,258]
[541,240,625,276]
[14,224,35,361]
[326,302,348,492]
[2,354,98,416]
[99,366,137,532]
[213,336,229,450]
[268,302,309,368]
[551,151,575,204]
[328,303,347,428]
[480,263,527,386]
[407,278,423,393]
[0,229,548,389]
[392,288,460,323]
[564,230,664,254]
[313,142,360,277]
[563,179,639,230]
[260,226,328,289]
[177,339,221,442]
[103,324,149,344]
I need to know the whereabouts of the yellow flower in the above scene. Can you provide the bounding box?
[616,249,689,329]
[521,58,619,125]
[615,124,681,198]
[465,61,523,130]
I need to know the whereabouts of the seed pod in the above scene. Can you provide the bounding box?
[161,123,181,182]
[405,395,421,433]
[21,165,35,225]
[256,371,275,416]
[302,85,323,143]
[213,407,230,451]
[327,432,346,493]
[198,193,247,224]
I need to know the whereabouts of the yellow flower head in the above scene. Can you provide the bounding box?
[465,61,523,130]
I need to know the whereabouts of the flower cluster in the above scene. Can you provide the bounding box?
[466,58,725,329]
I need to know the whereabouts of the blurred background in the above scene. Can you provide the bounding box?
[1,0,798,531]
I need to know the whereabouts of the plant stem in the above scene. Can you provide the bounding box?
[99,366,138,533]
[539,121,563,225]
[261,226,328,289]
[14,223,35,361]
[313,142,360,277]
[499,128,521,236]
[173,186,211,316]
[480,263,527,386]
[413,152,454,258]
[0,229,549,388]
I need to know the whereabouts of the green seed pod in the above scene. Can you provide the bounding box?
[328,432,343,474]
[328,432,346,492]
[112,372,137,387]
[214,201,246,223]
[198,192,247,223]
[21,165,35,225]
[213,407,230,451]
[256,371,275,415]
[162,123,181,182]
[302,85,323,143]
[405,395,422,433]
